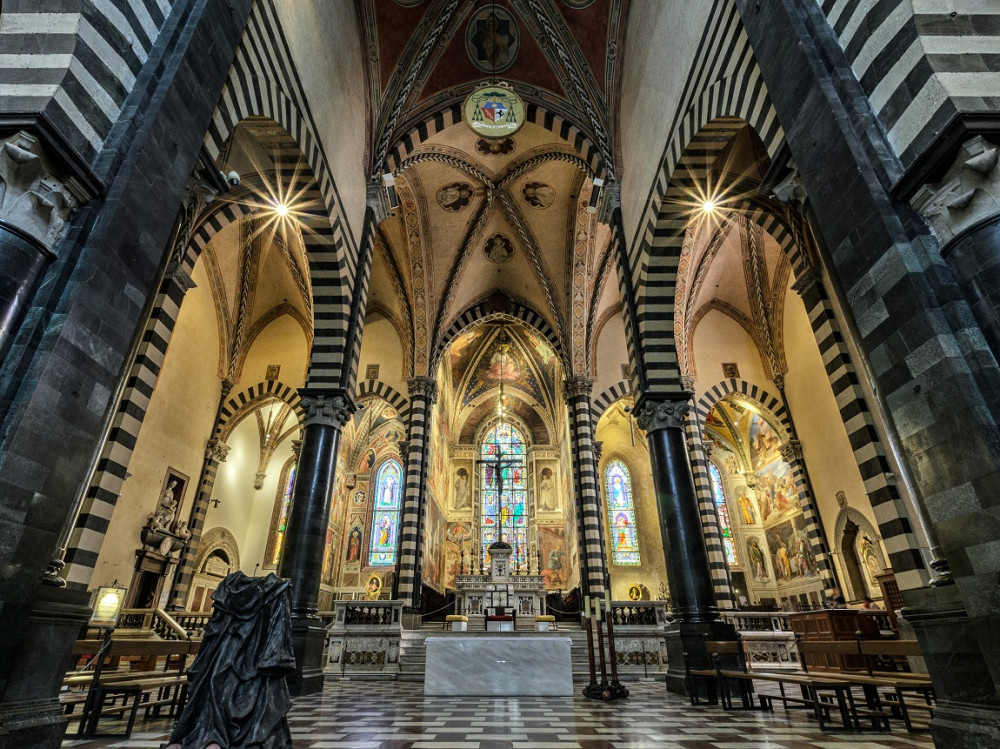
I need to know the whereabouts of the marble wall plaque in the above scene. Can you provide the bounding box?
[424,636,573,696]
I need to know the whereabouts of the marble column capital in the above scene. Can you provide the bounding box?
[633,393,693,433]
[298,389,355,429]
[912,135,1000,248]
[0,130,91,251]
[791,264,823,298]
[592,440,604,462]
[778,439,803,462]
[367,180,389,224]
[205,439,231,463]
[291,439,303,457]
[407,376,438,403]
[166,260,197,294]
[597,181,621,225]
[563,375,594,401]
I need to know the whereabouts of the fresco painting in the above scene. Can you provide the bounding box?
[423,496,445,591]
[749,413,782,469]
[765,515,818,582]
[754,461,801,524]
[444,521,474,589]
[539,524,567,589]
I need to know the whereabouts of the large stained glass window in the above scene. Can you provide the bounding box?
[269,463,296,567]
[709,463,738,566]
[369,458,402,566]
[480,422,527,568]
[605,459,640,565]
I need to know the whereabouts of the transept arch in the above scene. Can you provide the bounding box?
[432,298,566,372]
[355,380,412,429]
[216,380,304,443]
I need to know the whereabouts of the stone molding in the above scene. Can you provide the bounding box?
[291,439,303,458]
[0,130,90,250]
[366,180,389,224]
[912,135,1000,249]
[634,395,692,433]
[563,375,594,400]
[298,390,354,429]
[791,264,822,298]
[407,376,438,402]
[597,181,621,225]
[593,440,603,461]
[167,260,197,294]
[205,439,231,463]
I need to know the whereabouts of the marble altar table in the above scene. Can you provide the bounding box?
[424,636,573,696]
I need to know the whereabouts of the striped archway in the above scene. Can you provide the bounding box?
[355,379,412,429]
[431,298,567,372]
[693,379,837,599]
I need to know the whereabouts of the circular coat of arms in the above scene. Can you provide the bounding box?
[464,84,526,139]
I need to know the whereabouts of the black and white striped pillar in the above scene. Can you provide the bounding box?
[395,376,437,610]
[564,376,607,598]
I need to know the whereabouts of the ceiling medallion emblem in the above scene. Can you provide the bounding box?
[477,137,515,156]
[392,0,425,7]
[466,7,519,74]
[483,233,515,264]
[437,182,474,212]
[562,0,597,8]
[464,83,526,139]
[522,181,555,209]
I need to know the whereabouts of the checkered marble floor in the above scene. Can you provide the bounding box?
[62,680,935,748]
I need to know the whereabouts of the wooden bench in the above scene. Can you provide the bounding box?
[64,636,198,739]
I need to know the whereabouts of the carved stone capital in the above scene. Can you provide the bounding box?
[298,389,355,429]
[0,131,90,250]
[563,375,593,401]
[778,439,803,462]
[680,375,696,392]
[791,264,823,298]
[597,181,621,225]
[167,260,197,294]
[253,472,267,490]
[366,180,389,224]
[771,166,808,204]
[742,472,759,489]
[291,439,303,458]
[407,376,438,402]
[592,440,604,462]
[633,395,693,433]
[771,374,785,391]
[206,439,231,463]
[912,135,1000,248]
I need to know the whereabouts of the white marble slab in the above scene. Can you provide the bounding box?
[424,636,573,696]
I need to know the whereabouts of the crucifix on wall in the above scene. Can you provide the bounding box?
[476,444,518,542]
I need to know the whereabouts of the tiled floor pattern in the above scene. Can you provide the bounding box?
[62,680,935,748]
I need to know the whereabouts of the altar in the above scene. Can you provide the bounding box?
[453,541,547,621]
[424,636,573,696]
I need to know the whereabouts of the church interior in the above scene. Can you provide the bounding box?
[1,1,999,747]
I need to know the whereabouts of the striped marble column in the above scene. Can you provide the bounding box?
[167,436,233,609]
[395,376,437,610]
[564,376,606,598]
[684,426,735,608]
[794,270,929,591]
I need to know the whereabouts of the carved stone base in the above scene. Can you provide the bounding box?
[0,586,91,748]
[285,620,327,697]
[663,619,740,697]
[931,700,1000,748]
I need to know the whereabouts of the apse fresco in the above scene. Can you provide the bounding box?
[423,497,445,591]
[755,461,801,524]
[449,326,485,380]
[444,521,474,588]
[539,524,567,589]
[765,515,818,582]
[458,328,552,409]
[749,413,782,469]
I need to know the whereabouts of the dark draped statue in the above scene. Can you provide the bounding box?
[167,572,295,749]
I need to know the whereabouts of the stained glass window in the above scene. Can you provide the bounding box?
[480,422,527,568]
[270,463,295,567]
[369,458,402,566]
[605,459,640,566]
[709,462,738,566]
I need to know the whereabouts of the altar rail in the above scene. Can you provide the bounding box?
[113,609,194,640]
[609,601,671,627]
[324,600,404,677]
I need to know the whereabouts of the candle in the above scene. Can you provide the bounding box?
[584,595,590,619]
[605,588,612,614]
